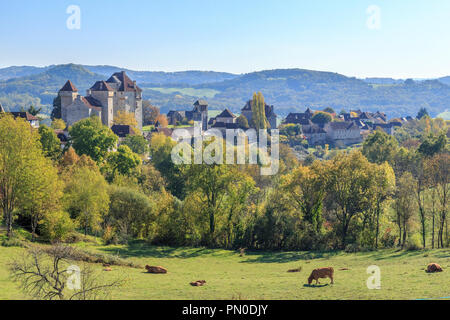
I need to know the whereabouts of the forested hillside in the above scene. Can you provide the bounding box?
[2,64,450,119]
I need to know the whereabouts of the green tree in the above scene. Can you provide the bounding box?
[236,115,249,129]
[150,133,184,198]
[69,116,118,164]
[362,130,398,165]
[325,151,380,247]
[122,135,149,155]
[51,95,61,120]
[311,112,332,125]
[64,166,109,236]
[250,92,269,129]
[105,145,141,178]
[106,186,155,240]
[417,107,429,120]
[418,132,447,157]
[38,125,61,160]
[51,118,66,130]
[0,115,43,238]
[27,105,42,116]
[394,172,417,248]
[184,164,248,245]
[323,107,335,114]
[281,161,326,233]
[371,162,396,248]
[18,155,63,241]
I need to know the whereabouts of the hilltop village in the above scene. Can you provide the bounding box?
[1,71,416,150]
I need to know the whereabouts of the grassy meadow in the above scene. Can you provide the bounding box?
[0,239,449,300]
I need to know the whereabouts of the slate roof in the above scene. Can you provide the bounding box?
[111,124,136,137]
[106,71,142,93]
[59,80,78,92]
[328,121,359,130]
[217,108,236,118]
[90,81,114,91]
[303,125,326,134]
[9,112,39,121]
[82,96,102,110]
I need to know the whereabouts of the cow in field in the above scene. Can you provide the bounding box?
[308,267,334,285]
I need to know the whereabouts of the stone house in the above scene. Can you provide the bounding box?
[325,121,362,145]
[8,112,40,128]
[167,100,208,131]
[303,125,327,145]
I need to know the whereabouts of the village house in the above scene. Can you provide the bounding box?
[0,104,40,128]
[167,100,209,131]
[284,108,314,125]
[58,71,143,130]
[324,121,362,145]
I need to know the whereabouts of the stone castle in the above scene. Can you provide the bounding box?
[59,71,143,129]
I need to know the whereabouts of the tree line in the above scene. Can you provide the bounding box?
[0,109,448,251]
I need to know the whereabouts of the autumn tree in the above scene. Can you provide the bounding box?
[371,162,396,248]
[324,151,381,248]
[155,114,169,127]
[64,165,109,236]
[69,116,118,164]
[150,133,184,198]
[311,112,332,125]
[281,161,326,233]
[250,92,269,129]
[236,115,249,129]
[106,186,155,240]
[184,164,251,245]
[51,118,66,130]
[418,132,447,157]
[362,130,398,165]
[18,155,63,241]
[426,153,449,248]
[105,145,141,179]
[0,115,43,238]
[394,172,417,248]
[143,102,160,125]
[122,134,149,155]
[38,125,61,160]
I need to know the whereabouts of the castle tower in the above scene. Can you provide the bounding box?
[59,80,79,124]
[105,71,143,130]
[89,81,115,127]
[193,100,208,131]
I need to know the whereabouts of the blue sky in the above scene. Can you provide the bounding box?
[1,0,450,78]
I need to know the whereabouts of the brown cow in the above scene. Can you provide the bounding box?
[426,263,443,273]
[190,280,207,287]
[145,265,168,274]
[308,267,334,285]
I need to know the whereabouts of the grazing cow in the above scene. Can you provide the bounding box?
[190,280,206,287]
[426,263,443,273]
[308,267,334,285]
[145,265,168,274]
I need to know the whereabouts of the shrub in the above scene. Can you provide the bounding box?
[344,243,361,253]
[406,234,422,251]
[1,237,26,248]
[41,211,76,242]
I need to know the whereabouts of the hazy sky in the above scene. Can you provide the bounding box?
[1,0,450,78]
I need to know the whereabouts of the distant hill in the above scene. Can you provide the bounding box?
[1,64,450,119]
[147,69,450,118]
[438,76,450,86]
[363,78,404,85]
[0,64,102,113]
[0,66,49,81]
[83,65,239,86]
